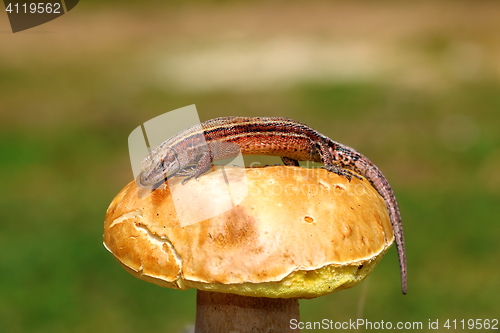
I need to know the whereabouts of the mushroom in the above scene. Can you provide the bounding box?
[103,166,394,332]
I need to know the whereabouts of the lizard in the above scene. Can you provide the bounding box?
[139,116,407,294]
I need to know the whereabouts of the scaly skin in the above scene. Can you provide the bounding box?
[140,116,407,294]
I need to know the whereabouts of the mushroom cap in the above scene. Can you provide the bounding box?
[103,166,393,299]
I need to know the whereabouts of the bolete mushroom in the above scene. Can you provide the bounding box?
[103,166,394,332]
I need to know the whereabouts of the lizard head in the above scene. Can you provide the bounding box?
[139,147,180,187]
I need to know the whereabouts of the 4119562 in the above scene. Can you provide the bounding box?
[5,2,62,14]
[437,319,498,330]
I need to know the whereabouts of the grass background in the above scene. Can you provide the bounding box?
[1,1,499,332]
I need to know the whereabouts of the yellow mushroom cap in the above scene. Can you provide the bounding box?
[103,166,394,299]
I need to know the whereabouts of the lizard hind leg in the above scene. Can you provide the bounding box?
[323,164,363,182]
[281,156,300,166]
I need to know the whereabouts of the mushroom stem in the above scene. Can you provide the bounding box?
[195,290,300,332]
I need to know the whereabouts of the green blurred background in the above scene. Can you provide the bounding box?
[1,1,499,332]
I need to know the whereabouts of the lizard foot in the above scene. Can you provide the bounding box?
[323,165,363,182]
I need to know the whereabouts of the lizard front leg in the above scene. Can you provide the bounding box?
[178,152,212,184]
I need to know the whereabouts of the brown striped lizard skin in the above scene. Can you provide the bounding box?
[139,116,407,294]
